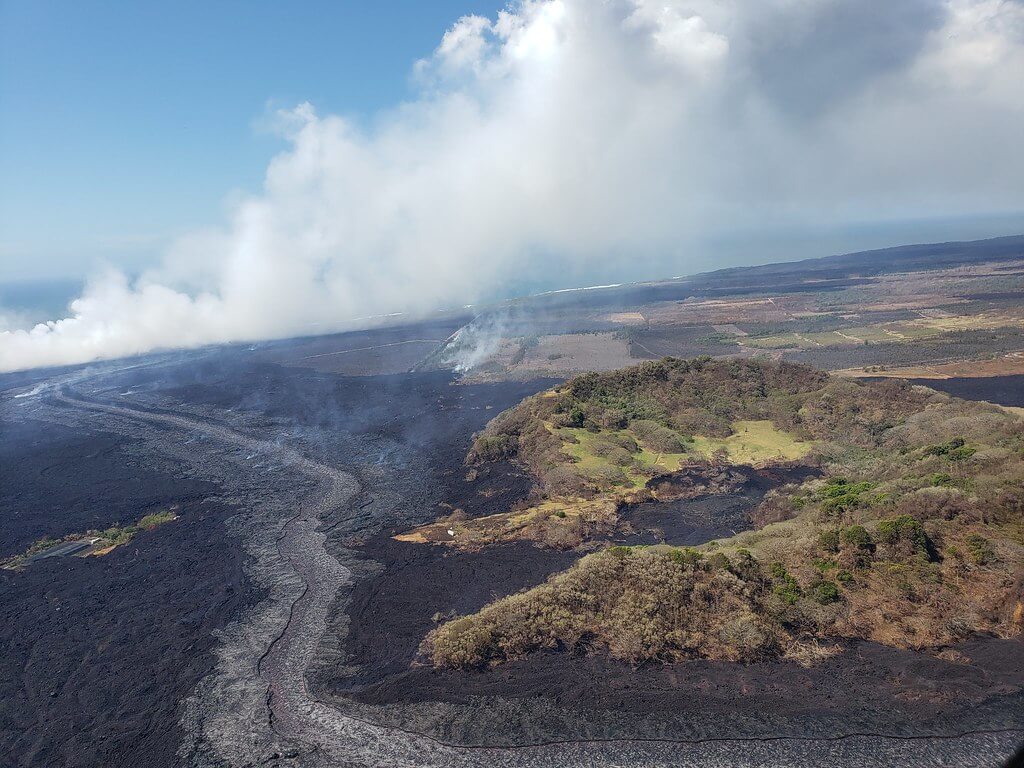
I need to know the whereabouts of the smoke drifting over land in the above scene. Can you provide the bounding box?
[3,0,1024,372]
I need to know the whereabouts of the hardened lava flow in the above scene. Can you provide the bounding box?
[49,378,1024,768]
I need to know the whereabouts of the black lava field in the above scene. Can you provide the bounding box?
[2,332,1022,768]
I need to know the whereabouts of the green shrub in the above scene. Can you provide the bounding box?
[948,446,977,461]
[567,405,586,428]
[770,563,802,605]
[819,528,841,553]
[921,438,976,462]
[812,581,841,604]
[471,434,518,462]
[841,525,873,551]
[731,549,761,581]
[820,479,876,515]
[630,420,687,453]
[923,437,965,457]
[718,615,776,658]
[669,547,705,568]
[840,524,875,568]
[876,514,930,560]
[965,533,995,565]
[813,558,837,572]
[429,617,494,668]
[588,464,629,485]
[706,552,730,571]
[774,579,802,605]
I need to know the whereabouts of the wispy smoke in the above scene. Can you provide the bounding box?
[3,0,1023,372]
[424,313,511,373]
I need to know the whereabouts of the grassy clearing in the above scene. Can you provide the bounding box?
[555,425,688,484]
[555,419,811,479]
[689,420,814,465]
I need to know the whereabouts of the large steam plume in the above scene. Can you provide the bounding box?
[3,0,1023,372]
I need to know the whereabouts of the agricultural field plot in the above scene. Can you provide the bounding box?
[519,332,635,371]
[836,350,1024,379]
[737,309,1024,353]
[623,324,741,359]
[739,332,819,349]
[905,309,1024,332]
[741,323,946,350]
[642,297,810,326]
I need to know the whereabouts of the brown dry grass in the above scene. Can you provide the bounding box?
[396,496,620,551]
[835,350,1024,379]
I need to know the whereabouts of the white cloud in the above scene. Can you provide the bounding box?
[2,0,1023,372]
[427,14,494,77]
[625,0,729,74]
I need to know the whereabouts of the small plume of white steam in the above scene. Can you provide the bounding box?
[428,314,511,373]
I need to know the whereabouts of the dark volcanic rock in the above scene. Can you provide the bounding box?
[3,325,1023,765]
[331,536,577,690]
[0,418,217,558]
[623,464,819,545]
[0,496,253,768]
[344,636,1024,748]
[909,374,1024,407]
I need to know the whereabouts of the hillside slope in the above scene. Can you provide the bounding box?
[423,358,1024,667]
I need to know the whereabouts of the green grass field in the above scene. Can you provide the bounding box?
[555,418,812,481]
[742,322,944,349]
[689,420,814,464]
[742,333,818,349]
[556,426,678,485]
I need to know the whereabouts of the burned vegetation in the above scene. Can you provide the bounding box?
[417,358,1024,669]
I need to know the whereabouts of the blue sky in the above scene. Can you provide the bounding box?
[3,0,1023,289]
[1,0,1023,370]
[0,0,503,280]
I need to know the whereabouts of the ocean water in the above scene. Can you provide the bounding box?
[0,278,83,328]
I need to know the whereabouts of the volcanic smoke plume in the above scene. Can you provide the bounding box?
[3,0,1023,372]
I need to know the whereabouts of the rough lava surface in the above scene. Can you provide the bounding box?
[2,342,1022,767]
